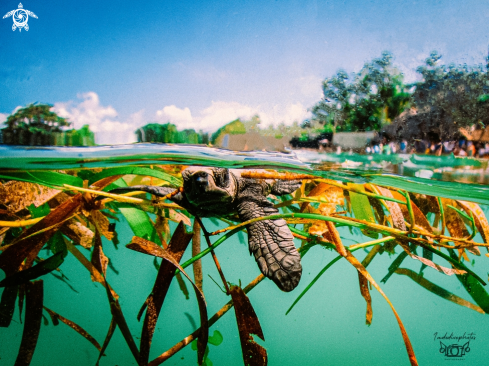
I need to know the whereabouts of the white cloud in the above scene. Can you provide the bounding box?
[295,74,323,101]
[19,91,312,145]
[284,102,310,125]
[54,92,117,130]
[53,92,145,145]
[155,105,193,125]
[154,101,311,132]
[259,102,312,127]
[0,113,7,124]
[198,101,258,131]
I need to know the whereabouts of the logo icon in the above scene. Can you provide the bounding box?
[440,341,471,358]
[3,3,37,32]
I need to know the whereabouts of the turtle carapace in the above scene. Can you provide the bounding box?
[112,167,302,292]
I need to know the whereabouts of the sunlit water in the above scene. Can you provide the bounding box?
[1,144,489,366]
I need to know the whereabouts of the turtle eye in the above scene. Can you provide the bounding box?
[194,171,209,185]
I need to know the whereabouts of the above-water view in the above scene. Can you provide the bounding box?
[3,1,489,365]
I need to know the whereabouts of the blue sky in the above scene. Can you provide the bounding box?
[1,0,489,143]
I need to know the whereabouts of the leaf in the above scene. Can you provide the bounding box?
[367,174,489,206]
[421,245,486,285]
[111,180,162,244]
[361,245,382,268]
[368,196,386,228]
[0,252,64,287]
[303,182,344,244]
[91,233,108,281]
[87,167,182,188]
[286,255,342,315]
[208,330,223,346]
[143,205,191,227]
[46,231,68,258]
[119,206,162,245]
[0,181,60,214]
[0,285,18,327]
[126,225,208,365]
[411,194,440,214]
[164,208,191,227]
[43,306,102,351]
[27,203,51,218]
[358,272,373,325]
[18,284,25,324]
[0,194,82,277]
[137,224,196,364]
[103,279,141,364]
[409,254,466,276]
[388,190,433,233]
[394,268,484,314]
[95,316,117,366]
[442,199,478,257]
[393,239,467,277]
[14,280,44,366]
[372,186,406,231]
[192,219,203,291]
[64,238,105,284]
[448,249,489,313]
[285,217,319,225]
[300,181,344,212]
[229,285,267,366]
[442,198,469,240]
[347,183,378,238]
[154,216,170,245]
[0,171,82,189]
[175,272,190,300]
[90,175,124,191]
[61,219,94,249]
[89,210,114,241]
[457,200,489,244]
[342,250,418,366]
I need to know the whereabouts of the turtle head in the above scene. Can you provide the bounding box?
[182,167,236,208]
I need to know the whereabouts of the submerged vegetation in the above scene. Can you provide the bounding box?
[1,159,489,365]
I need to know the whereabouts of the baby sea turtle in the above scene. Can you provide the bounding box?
[112,167,302,292]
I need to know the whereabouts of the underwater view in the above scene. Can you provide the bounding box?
[4,0,489,365]
[1,145,489,366]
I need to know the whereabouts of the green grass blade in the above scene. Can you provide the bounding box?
[347,183,378,239]
[111,179,161,245]
[0,171,82,188]
[286,255,342,315]
[448,249,489,312]
[88,166,182,187]
[395,267,485,314]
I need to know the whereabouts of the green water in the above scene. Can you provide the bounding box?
[1,144,489,365]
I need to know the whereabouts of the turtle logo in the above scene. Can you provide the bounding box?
[3,3,37,32]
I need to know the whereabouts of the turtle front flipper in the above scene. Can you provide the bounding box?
[109,185,186,206]
[110,185,175,197]
[237,194,302,292]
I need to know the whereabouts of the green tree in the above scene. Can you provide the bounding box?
[1,103,71,145]
[392,51,489,141]
[136,122,208,144]
[62,125,96,146]
[311,52,411,132]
